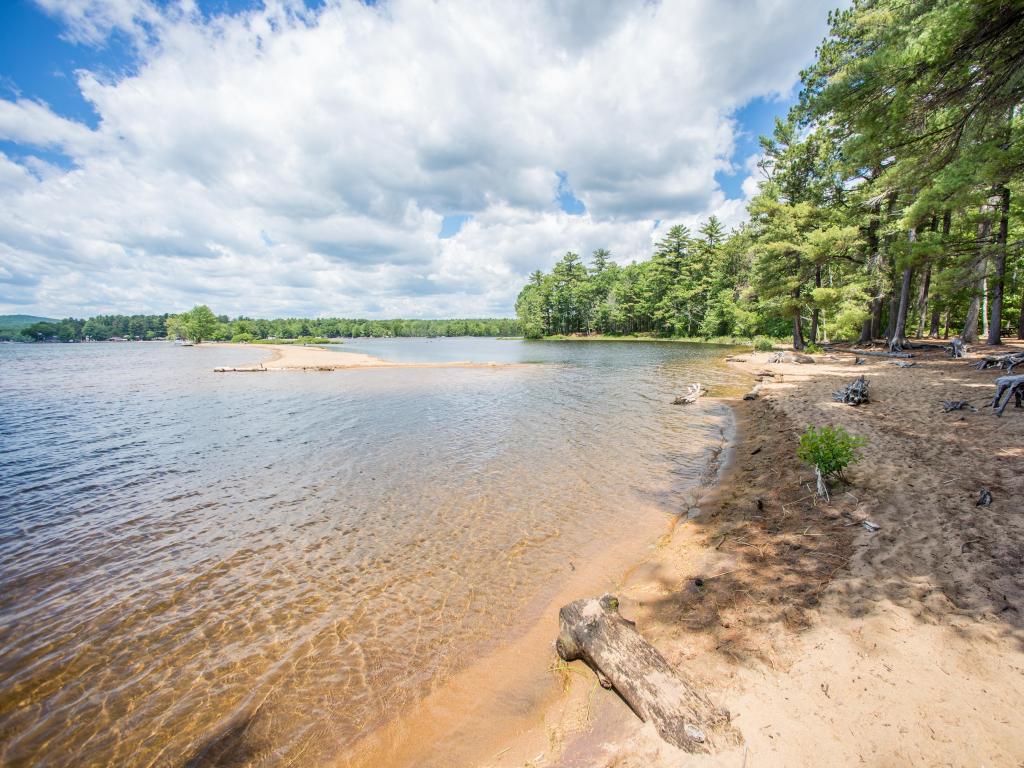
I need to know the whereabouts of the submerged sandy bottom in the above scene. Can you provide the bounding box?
[212,342,523,371]
[0,339,748,767]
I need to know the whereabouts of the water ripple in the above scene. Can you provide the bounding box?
[0,338,746,767]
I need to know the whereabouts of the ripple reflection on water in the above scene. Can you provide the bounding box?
[0,339,747,766]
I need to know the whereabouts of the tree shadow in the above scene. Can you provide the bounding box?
[629,349,1024,671]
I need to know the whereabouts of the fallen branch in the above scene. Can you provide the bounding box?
[941,400,974,412]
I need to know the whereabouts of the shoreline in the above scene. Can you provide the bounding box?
[204,342,526,371]
[521,341,1024,767]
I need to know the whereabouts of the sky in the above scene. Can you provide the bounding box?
[0,0,832,320]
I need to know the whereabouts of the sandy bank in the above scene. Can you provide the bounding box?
[484,341,1024,767]
[207,342,524,372]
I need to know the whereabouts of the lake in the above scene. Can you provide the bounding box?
[0,338,747,766]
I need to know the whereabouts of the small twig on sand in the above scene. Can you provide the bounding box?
[705,568,741,580]
[961,538,984,554]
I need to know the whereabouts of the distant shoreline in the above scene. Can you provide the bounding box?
[537,334,757,345]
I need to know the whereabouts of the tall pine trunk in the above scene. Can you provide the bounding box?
[810,265,821,343]
[915,265,931,338]
[888,226,916,352]
[1019,296,1024,340]
[885,289,898,340]
[792,251,805,350]
[929,306,941,337]
[963,214,992,343]
[986,185,1010,345]
[889,267,913,351]
[858,203,882,344]
[929,211,951,338]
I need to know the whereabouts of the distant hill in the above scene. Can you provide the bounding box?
[0,315,58,329]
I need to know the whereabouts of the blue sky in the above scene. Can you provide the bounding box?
[0,0,823,318]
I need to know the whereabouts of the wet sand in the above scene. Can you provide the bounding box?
[482,341,1024,767]
[209,342,522,371]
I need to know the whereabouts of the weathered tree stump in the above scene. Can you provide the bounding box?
[556,594,734,752]
[991,373,1024,416]
[833,375,869,405]
[947,338,966,358]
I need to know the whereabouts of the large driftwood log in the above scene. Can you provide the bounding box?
[977,351,1024,373]
[991,374,1024,416]
[556,594,733,752]
[767,351,815,364]
[825,347,914,359]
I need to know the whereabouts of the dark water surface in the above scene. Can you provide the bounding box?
[0,339,746,766]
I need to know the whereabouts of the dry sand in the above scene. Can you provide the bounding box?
[208,342,521,371]
[483,341,1024,768]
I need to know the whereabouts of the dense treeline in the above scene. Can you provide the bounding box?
[12,313,520,342]
[518,0,1024,349]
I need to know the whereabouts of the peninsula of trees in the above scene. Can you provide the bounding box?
[517,0,1023,350]
[10,312,520,343]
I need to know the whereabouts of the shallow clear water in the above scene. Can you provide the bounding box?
[0,339,746,766]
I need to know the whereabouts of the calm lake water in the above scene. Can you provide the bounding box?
[0,338,746,767]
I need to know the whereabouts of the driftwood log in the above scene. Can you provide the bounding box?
[556,595,734,752]
[767,351,815,364]
[991,374,1024,416]
[977,351,1024,373]
[833,375,869,405]
[672,383,706,405]
[826,347,914,359]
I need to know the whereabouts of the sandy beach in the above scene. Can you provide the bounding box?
[472,341,1024,767]
[209,342,522,371]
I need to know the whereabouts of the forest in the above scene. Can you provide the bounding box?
[517,0,1024,350]
[10,313,520,343]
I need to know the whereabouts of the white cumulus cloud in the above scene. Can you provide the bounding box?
[0,0,830,318]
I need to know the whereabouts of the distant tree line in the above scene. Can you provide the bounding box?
[515,220,787,339]
[11,311,520,343]
[518,0,1024,349]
